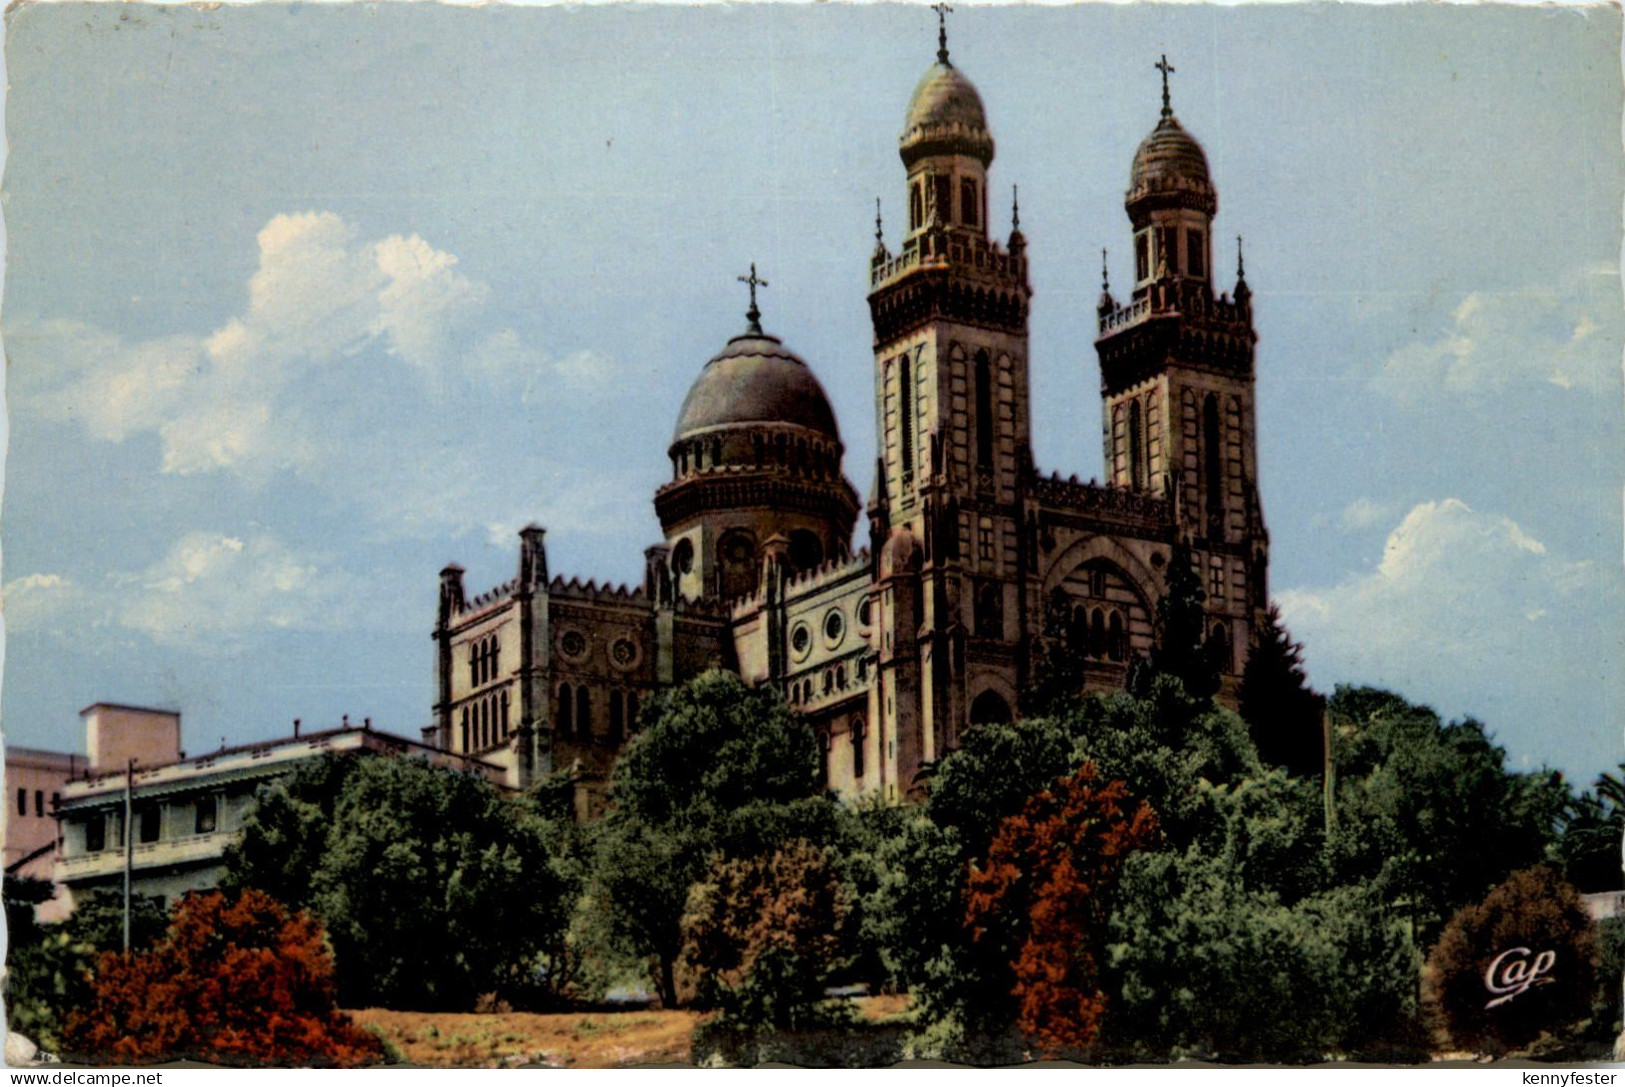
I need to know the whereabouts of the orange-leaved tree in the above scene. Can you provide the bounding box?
[964,763,1159,1057]
[63,889,384,1067]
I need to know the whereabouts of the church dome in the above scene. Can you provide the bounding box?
[672,330,840,443]
[1127,114,1216,216]
[900,61,995,168]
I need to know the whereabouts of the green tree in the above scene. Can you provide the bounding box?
[1133,544,1222,704]
[224,754,579,1010]
[593,670,835,1008]
[1558,766,1625,892]
[1325,687,1566,942]
[1239,604,1326,777]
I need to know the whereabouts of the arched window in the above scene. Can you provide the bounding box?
[1204,393,1223,527]
[898,353,915,481]
[823,671,834,696]
[556,684,573,737]
[1135,232,1150,281]
[1128,401,1145,490]
[468,643,478,686]
[836,665,846,689]
[576,687,592,739]
[489,636,500,680]
[718,531,758,601]
[609,690,624,740]
[910,181,923,231]
[460,707,470,752]
[975,351,994,470]
[788,530,824,573]
[960,177,979,228]
[501,691,511,738]
[1091,608,1106,658]
[976,582,1002,639]
[1108,611,1126,662]
[851,718,867,779]
[711,438,723,468]
[1210,622,1233,674]
[970,690,1012,726]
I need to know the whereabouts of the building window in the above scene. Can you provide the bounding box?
[1135,233,1150,281]
[970,690,1012,726]
[933,174,952,224]
[910,181,923,231]
[34,790,43,818]
[577,688,592,739]
[501,691,511,739]
[1108,611,1127,661]
[1209,561,1225,602]
[1187,228,1205,278]
[1128,400,1145,490]
[460,708,470,752]
[15,789,24,817]
[610,690,624,740]
[975,351,994,470]
[195,795,217,835]
[138,805,160,844]
[978,519,995,562]
[1210,622,1233,674]
[85,814,106,854]
[898,353,915,482]
[1157,226,1179,275]
[976,582,1003,639]
[851,719,867,779]
[557,684,573,737]
[960,177,979,227]
[1204,393,1223,527]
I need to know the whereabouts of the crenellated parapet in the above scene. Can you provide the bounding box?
[783,548,871,602]
[548,576,646,607]
[1096,279,1255,394]
[1030,472,1172,534]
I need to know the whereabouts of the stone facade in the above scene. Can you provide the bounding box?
[431,42,1270,810]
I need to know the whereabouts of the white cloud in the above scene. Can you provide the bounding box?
[4,534,365,653]
[1278,499,1624,770]
[10,212,639,540]
[1338,497,1391,532]
[1374,266,1621,402]
[2,573,91,634]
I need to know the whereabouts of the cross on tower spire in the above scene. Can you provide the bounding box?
[1102,247,1110,293]
[875,197,884,244]
[932,2,953,65]
[1236,235,1245,280]
[738,263,769,334]
[1011,183,1020,232]
[1155,54,1176,117]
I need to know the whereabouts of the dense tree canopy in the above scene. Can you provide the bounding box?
[593,670,836,1008]
[224,753,579,1010]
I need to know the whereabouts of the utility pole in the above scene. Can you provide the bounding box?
[123,756,134,954]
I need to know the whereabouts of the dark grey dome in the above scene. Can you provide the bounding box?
[673,332,840,442]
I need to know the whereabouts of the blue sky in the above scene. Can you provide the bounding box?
[2,3,1620,785]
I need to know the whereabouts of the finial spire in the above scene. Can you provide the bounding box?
[1102,247,1110,293]
[875,197,884,245]
[737,262,769,334]
[1011,184,1020,232]
[932,2,953,65]
[1155,54,1176,117]
[1236,234,1245,281]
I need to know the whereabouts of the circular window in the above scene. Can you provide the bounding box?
[610,637,639,670]
[790,622,812,659]
[857,597,873,628]
[1150,551,1166,568]
[823,609,845,648]
[559,630,587,660]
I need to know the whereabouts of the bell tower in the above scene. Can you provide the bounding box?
[867,10,1032,763]
[1094,57,1269,692]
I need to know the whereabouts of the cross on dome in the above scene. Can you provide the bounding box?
[737,263,770,333]
[932,2,953,65]
[1155,54,1176,116]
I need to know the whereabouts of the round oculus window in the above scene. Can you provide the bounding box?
[823,609,845,647]
[611,637,639,669]
[790,623,812,659]
[559,630,587,660]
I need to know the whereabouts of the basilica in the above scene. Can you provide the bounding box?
[427,29,1270,815]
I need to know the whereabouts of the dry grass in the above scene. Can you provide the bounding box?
[349,995,915,1068]
[349,1007,701,1068]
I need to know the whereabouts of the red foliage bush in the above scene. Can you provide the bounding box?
[1424,866,1598,1054]
[63,889,385,1067]
[965,764,1159,1057]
